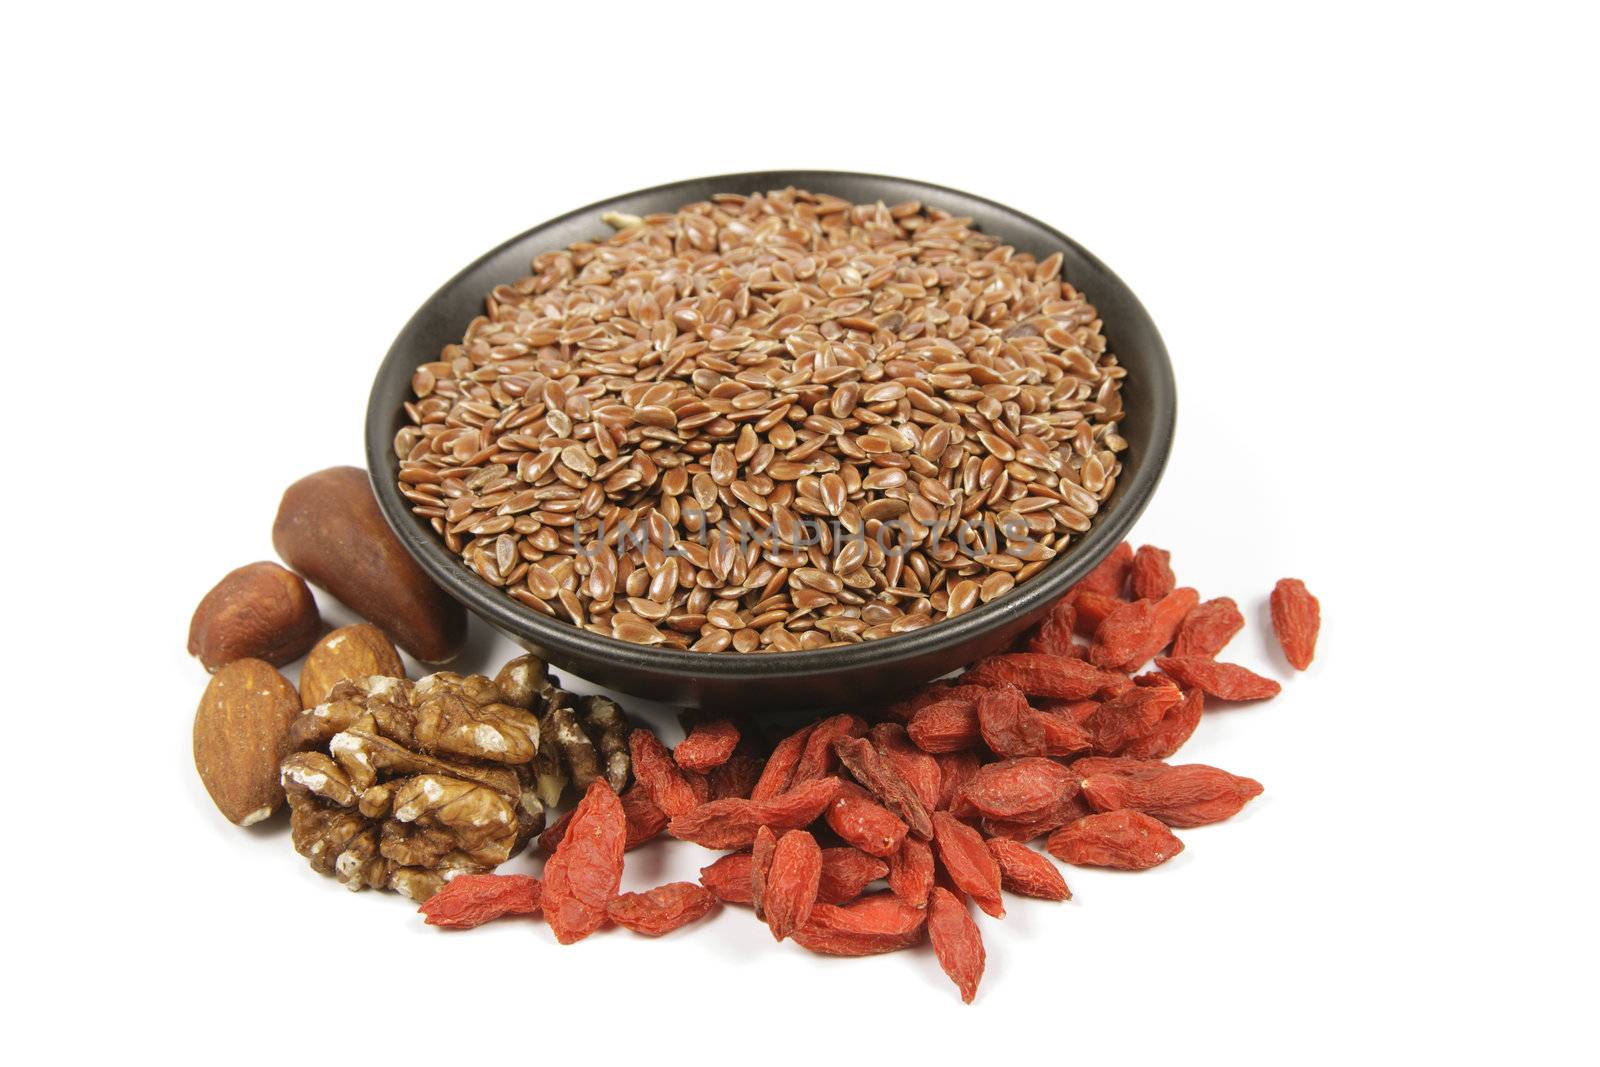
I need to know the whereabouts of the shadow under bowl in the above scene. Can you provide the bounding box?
[366,171,1175,714]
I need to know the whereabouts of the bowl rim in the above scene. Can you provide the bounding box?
[365,169,1175,683]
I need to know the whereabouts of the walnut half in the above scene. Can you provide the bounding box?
[280,670,546,899]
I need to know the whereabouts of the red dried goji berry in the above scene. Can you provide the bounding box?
[887,837,935,907]
[869,722,943,812]
[959,757,1080,821]
[881,683,988,724]
[755,776,841,828]
[1171,596,1245,659]
[750,824,777,918]
[698,851,754,904]
[932,865,968,903]
[1069,755,1173,780]
[791,713,867,785]
[976,684,1046,757]
[537,807,574,853]
[1155,656,1281,701]
[987,838,1072,901]
[667,777,841,850]
[1043,723,1094,764]
[543,779,627,944]
[833,735,933,840]
[818,847,889,905]
[668,802,755,850]
[1130,545,1176,600]
[1101,673,1137,698]
[934,749,984,810]
[1072,590,1125,637]
[947,790,980,820]
[1084,684,1183,754]
[1023,596,1078,657]
[543,789,663,854]
[878,682,950,724]
[1270,578,1320,670]
[1035,697,1100,726]
[1090,587,1200,671]
[1122,686,1204,760]
[749,723,813,801]
[791,893,928,956]
[907,698,982,753]
[621,782,668,849]
[419,874,542,929]
[1073,540,1133,599]
[1082,763,1263,827]
[606,881,717,936]
[965,652,1121,700]
[928,887,985,1004]
[930,811,1004,918]
[826,781,909,857]
[720,842,887,909]
[674,719,741,773]
[1034,707,1095,756]
[982,790,1092,841]
[764,830,822,941]
[706,751,764,801]
[1046,809,1184,870]
[629,727,701,818]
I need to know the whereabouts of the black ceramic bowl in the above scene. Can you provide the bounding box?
[366,171,1174,713]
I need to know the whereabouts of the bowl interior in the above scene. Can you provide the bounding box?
[366,171,1174,688]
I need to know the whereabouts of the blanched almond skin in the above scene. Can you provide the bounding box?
[272,466,466,663]
[187,561,321,672]
[193,659,302,826]
[298,623,405,708]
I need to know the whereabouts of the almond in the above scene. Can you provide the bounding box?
[299,623,405,707]
[193,659,301,826]
[188,561,322,671]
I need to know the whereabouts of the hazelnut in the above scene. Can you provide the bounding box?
[188,561,322,671]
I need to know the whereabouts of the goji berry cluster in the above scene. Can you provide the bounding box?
[418,543,1320,1003]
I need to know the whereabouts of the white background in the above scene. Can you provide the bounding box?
[5,3,1594,1063]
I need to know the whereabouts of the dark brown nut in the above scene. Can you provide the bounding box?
[579,694,632,792]
[544,702,603,790]
[299,623,405,708]
[279,670,543,898]
[536,691,634,795]
[194,659,302,825]
[188,562,321,671]
[272,466,466,664]
[531,695,572,809]
[493,654,550,710]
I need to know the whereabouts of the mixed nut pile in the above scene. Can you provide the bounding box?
[392,189,1130,652]
[189,461,1319,1002]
